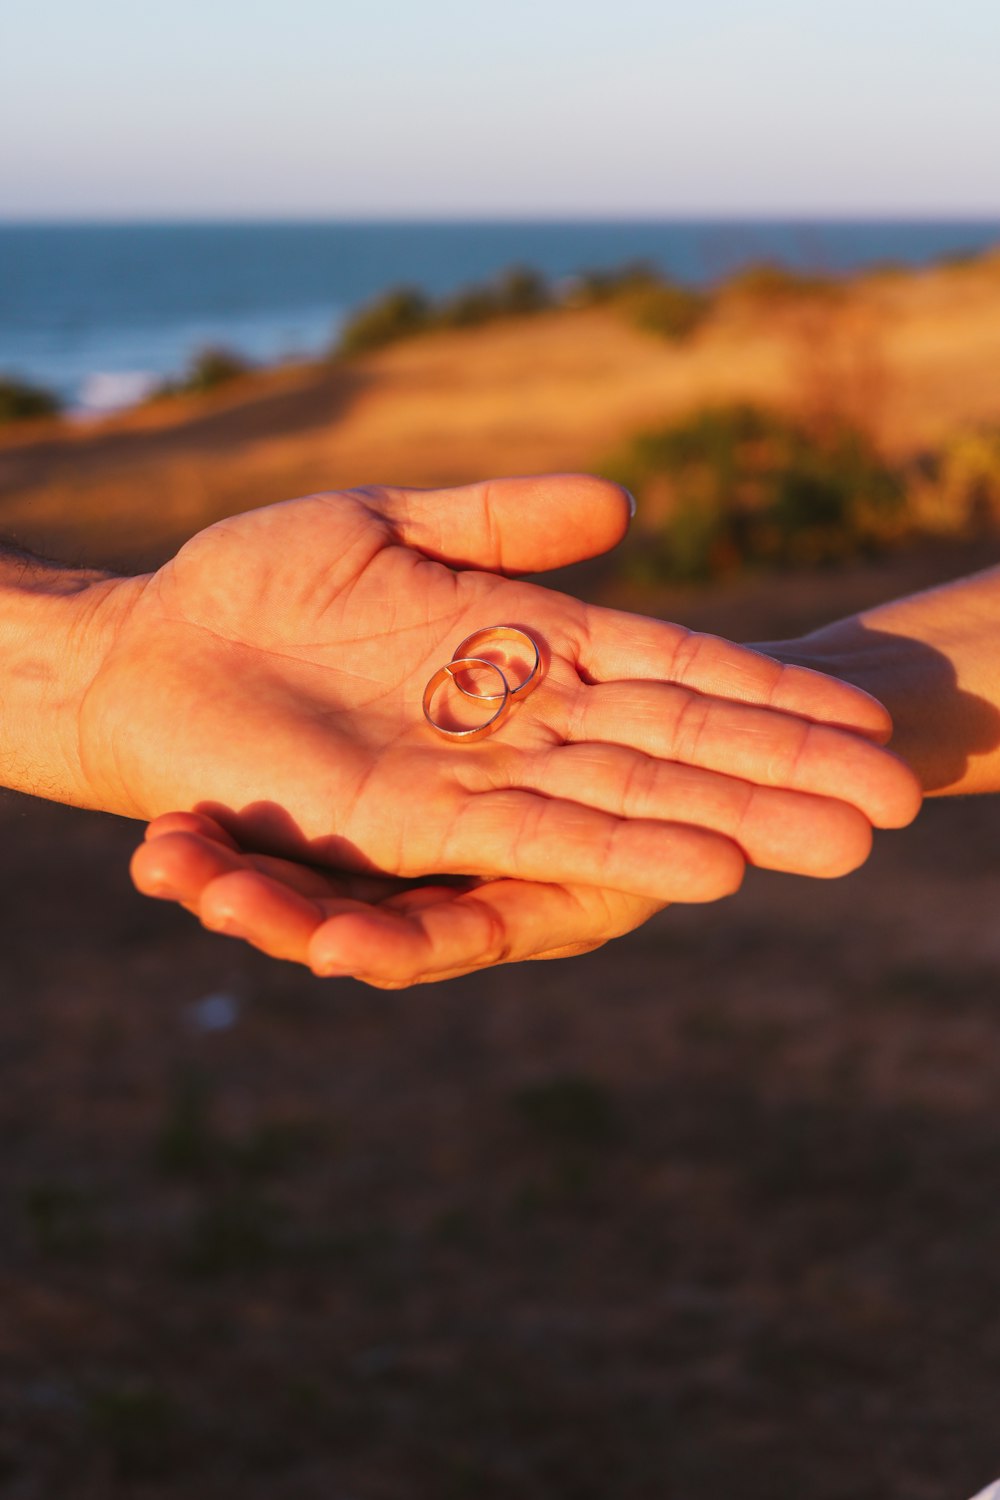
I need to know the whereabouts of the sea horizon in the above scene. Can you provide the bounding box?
[2,216,998,413]
[4,211,1000,224]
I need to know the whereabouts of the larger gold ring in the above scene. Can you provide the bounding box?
[448,626,540,703]
[422,658,511,742]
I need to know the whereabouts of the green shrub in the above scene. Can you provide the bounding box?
[495,264,551,315]
[186,345,251,391]
[906,425,1000,534]
[437,283,502,329]
[157,346,252,398]
[722,261,841,303]
[0,375,61,424]
[332,259,710,357]
[571,261,662,305]
[626,280,710,341]
[609,402,905,582]
[570,264,709,341]
[336,267,552,355]
[438,266,551,329]
[337,285,431,355]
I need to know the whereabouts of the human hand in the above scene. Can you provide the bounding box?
[132,811,663,987]
[63,475,919,915]
[89,474,917,894]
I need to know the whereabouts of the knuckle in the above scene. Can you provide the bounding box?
[671,691,713,763]
[462,895,513,967]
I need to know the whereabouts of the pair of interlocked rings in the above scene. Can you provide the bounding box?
[422,626,541,742]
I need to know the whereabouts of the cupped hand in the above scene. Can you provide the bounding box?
[132,812,662,987]
[88,475,921,907]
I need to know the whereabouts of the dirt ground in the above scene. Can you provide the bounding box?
[3,271,1000,1499]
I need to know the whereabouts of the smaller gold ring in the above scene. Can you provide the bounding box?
[448,626,540,703]
[423,658,511,742]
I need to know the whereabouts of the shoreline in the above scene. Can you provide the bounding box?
[2,251,1000,576]
[4,222,999,422]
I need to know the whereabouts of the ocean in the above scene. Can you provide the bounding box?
[1,219,998,413]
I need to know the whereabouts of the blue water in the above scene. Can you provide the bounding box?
[1,220,998,412]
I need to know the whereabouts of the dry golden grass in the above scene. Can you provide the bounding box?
[2,254,1000,569]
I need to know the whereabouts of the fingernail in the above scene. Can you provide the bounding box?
[624,486,637,519]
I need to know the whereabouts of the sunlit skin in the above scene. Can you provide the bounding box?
[120,474,922,987]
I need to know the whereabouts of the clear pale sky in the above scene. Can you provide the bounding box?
[3,0,999,218]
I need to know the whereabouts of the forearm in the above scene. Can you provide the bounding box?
[0,546,123,807]
[764,565,1000,795]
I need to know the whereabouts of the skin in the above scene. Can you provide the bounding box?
[761,564,1000,798]
[109,474,923,988]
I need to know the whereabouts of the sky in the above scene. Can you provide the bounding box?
[3,0,999,218]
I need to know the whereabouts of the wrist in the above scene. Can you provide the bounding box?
[0,550,133,810]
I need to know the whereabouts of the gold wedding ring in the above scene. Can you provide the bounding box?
[448,625,541,702]
[422,626,542,743]
[422,657,512,742]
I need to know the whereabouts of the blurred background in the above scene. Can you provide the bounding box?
[3,3,1000,1497]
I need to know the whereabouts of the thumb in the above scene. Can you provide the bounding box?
[367,473,635,573]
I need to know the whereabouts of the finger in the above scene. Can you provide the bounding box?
[199,871,327,963]
[365,474,633,573]
[576,609,894,741]
[194,870,488,981]
[133,827,406,907]
[570,682,922,829]
[144,810,240,850]
[135,832,661,987]
[310,881,659,988]
[518,743,874,878]
[429,790,745,903]
[133,833,482,976]
[131,829,245,902]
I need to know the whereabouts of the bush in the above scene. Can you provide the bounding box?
[438,266,551,329]
[609,402,905,582]
[336,267,552,355]
[722,261,840,303]
[337,285,431,356]
[158,346,252,398]
[906,426,1000,535]
[0,375,61,424]
[495,264,551,315]
[332,259,708,357]
[437,283,502,329]
[185,346,252,391]
[569,264,709,342]
[571,261,662,306]
[626,281,710,342]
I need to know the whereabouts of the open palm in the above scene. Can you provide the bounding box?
[98,475,919,923]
